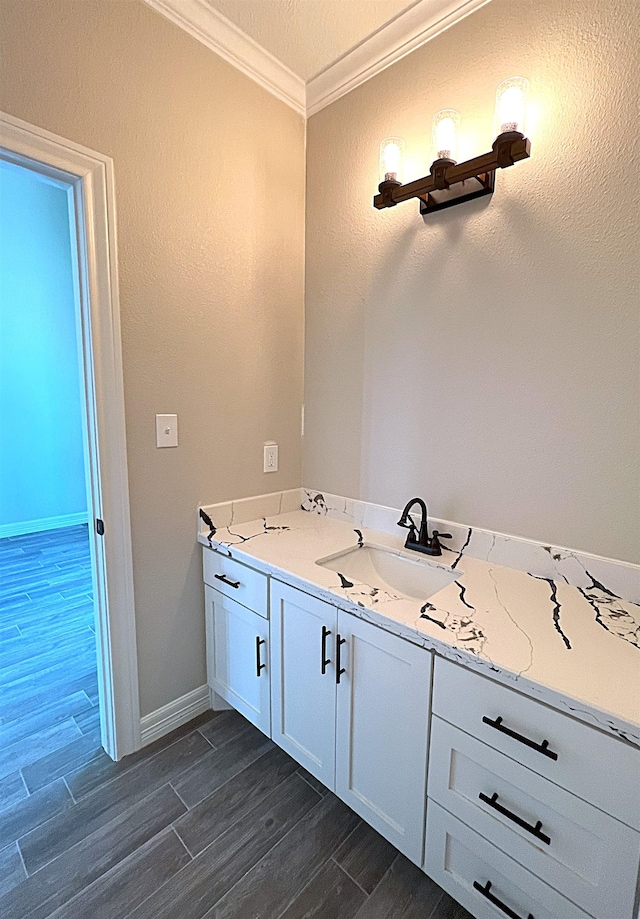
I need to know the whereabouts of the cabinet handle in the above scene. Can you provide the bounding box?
[478,792,551,845]
[336,635,346,684]
[482,716,558,761]
[255,637,266,677]
[214,573,241,589]
[473,880,534,919]
[321,625,331,675]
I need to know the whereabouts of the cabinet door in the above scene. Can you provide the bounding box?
[205,585,271,735]
[335,611,432,866]
[270,580,337,789]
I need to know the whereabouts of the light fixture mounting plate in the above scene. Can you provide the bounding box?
[419,170,495,215]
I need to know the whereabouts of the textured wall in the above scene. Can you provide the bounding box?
[305,0,640,563]
[0,0,305,715]
[0,161,87,531]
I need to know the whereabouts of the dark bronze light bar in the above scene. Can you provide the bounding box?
[374,130,531,215]
[374,77,531,217]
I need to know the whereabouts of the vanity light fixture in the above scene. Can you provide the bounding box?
[374,78,531,216]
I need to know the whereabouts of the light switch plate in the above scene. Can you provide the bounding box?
[156,414,178,448]
[264,443,278,472]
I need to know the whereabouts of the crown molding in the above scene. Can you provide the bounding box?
[143,0,493,119]
[143,0,306,116]
[306,0,493,116]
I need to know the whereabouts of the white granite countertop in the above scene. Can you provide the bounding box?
[197,501,640,748]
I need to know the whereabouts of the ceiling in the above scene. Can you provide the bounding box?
[205,0,418,82]
[144,0,492,115]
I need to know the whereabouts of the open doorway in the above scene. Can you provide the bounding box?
[0,158,101,784]
[0,111,140,762]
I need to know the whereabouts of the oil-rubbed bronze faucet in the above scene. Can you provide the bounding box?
[397,498,451,556]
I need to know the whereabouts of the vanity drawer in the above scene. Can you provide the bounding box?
[203,548,268,618]
[432,657,640,829]
[425,801,590,919]
[428,716,640,919]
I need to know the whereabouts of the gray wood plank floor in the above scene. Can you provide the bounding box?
[1,527,472,919]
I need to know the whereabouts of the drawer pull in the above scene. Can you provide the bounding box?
[336,634,346,684]
[482,715,558,761]
[321,625,331,675]
[214,573,241,589]
[255,637,266,677]
[478,792,551,845]
[473,880,534,919]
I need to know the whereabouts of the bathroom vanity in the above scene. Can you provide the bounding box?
[198,489,640,919]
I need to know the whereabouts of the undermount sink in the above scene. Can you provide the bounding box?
[316,543,459,600]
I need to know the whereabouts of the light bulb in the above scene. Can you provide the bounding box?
[431,110,460,163]
[379,137,404,184]
[495,77,529,135]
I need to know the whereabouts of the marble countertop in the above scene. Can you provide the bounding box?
[197,504,640,748]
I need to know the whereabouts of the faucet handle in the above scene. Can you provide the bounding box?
[427,529,451,557]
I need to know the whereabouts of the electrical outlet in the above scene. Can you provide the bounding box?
[263,443,278,473]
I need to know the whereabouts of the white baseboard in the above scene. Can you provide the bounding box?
[0,511,89,539]
[139,684,210,747]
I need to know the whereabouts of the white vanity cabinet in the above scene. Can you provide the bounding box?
[270,579,432,865]
[202,542,640,919]
[203,552,271,735]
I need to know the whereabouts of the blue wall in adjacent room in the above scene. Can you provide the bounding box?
[0,160,87,535]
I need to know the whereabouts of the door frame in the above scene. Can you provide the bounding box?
[0,110,140,760]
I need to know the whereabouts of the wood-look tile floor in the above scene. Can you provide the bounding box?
[1,527,472,919]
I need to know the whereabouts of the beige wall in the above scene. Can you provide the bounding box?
[305,0,640,563]
[0,0,305,715]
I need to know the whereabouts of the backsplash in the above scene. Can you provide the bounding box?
[198,487,639,604]
[199,488,302,532]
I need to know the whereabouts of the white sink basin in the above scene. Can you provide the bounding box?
[316,543,459,600]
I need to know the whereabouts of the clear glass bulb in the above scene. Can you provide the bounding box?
[495,77,529,135]
[379,137,404,183]
[431,110,460,162]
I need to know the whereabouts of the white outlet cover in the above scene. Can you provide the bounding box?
[264,443,278,472]
[156,414,178,448]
